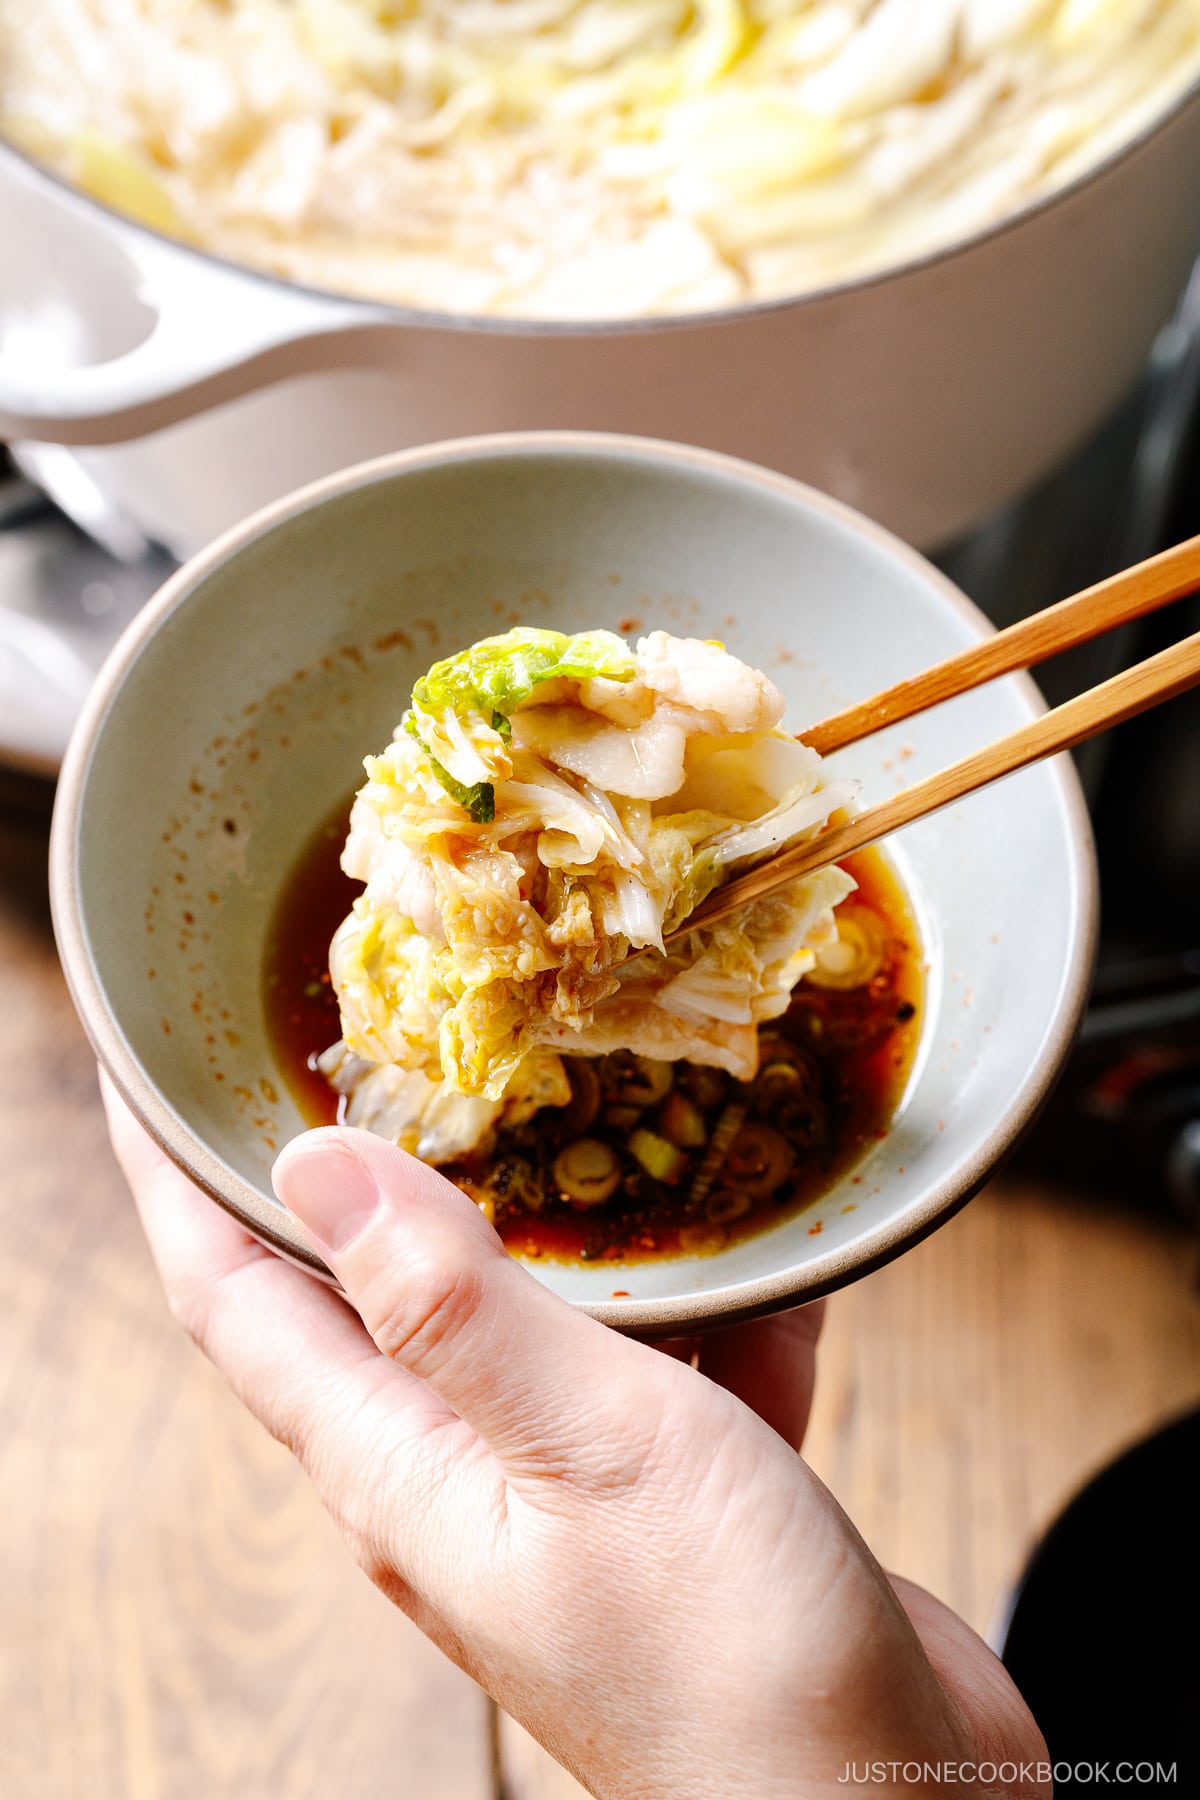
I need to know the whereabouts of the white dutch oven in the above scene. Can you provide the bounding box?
[2,75,1200,560]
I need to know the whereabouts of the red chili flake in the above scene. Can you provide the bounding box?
[807,1221,823,1235]
[611,1290,630,1298]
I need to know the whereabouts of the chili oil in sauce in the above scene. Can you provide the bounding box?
[263,797,923,1263]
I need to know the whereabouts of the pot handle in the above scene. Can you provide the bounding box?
[0,149,396,445]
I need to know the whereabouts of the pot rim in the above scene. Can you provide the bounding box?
[49,429,1100,1333]
[4,53,1200,339]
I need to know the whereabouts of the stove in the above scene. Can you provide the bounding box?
[0,459,171,777]
[945,266,1200,1228]
[4,275,1200,1219]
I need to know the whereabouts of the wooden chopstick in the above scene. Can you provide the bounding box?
[667,628,1200,943]
[799,533,1200,757]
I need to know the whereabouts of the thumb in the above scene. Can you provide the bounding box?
[273,1126,655,1476]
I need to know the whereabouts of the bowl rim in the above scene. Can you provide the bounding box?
[50,429,1099,1332]
[4,47,1200,338]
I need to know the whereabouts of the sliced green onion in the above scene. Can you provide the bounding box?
[724,1124,795,1198]
[658,1090,708,1150]
[808,907,886,990]
[602,1052,674,1107]
[603,1103,644,1133]
[629,1128,687,1186]
[554,1138,621,1205]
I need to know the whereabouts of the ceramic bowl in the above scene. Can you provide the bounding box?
[51,433,1097,1334]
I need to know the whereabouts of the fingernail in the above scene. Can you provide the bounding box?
[275,1140,382,1254]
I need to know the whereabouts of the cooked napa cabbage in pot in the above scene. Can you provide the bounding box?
[2,2,1199,316]
[320,625,858,1163]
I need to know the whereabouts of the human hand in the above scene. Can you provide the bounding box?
[104,1077,1046,1800]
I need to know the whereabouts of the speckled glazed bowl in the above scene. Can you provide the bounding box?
[51,433,1097,1334]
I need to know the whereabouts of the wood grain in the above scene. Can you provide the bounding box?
[0,808,492,1800]
[3,802,1197,1800]
[800,530,1200,756]
[678,627,1200,938]
[803,1177,1200,1637]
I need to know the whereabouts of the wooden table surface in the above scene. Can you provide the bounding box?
[3,788,1198,1800]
